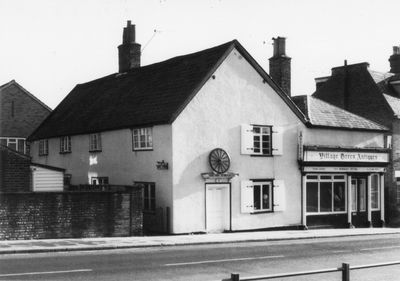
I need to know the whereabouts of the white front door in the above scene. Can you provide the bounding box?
[206,184,230,233]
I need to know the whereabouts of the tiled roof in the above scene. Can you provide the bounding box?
[29,40,307,141]
[293,95,387,131]
[383,94,400,116]
[29,41,236,140]
[312,63,396,128]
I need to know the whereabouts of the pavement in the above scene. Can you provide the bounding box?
[1,227,400,255]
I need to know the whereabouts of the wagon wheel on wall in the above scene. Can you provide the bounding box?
[208,148,231,174]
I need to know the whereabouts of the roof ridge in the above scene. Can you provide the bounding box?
[79,40,237,87]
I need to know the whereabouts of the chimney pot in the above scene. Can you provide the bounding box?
[389,45,400,74]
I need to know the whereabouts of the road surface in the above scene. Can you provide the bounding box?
[0,234,400,280]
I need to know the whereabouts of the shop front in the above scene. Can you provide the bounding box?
[300,146,389,228]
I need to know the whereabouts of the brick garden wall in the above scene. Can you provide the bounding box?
[0,145,31,192]
[0,190,143,240]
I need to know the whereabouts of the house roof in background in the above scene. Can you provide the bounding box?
[0,80,52,112]
[29,40,308,141]
[292,95,388,131]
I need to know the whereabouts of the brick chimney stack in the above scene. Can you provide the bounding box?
[269,37,291,96]
[389,45,400,74]
[118,21,141,72]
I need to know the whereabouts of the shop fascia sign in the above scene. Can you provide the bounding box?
[304,150,388,163]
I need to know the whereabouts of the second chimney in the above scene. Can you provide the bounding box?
[269,37,291,96]
[389,45,400,74]
[118,21,141,72]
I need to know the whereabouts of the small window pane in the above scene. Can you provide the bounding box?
[307,175,318,180]
[306,182,318,212]
[320,175,332,180]
[8,142,17,151]
[320,182,332,212]
[17,139,25,153]
[253,185,261,210]
[360,179,367,211]
[262,127,270,134]
[334,175,345,180]
[351,181,357,212]
[262,184,270,210]
[371,175,379,209]
[333,182,345,211]
[253,127,260,134]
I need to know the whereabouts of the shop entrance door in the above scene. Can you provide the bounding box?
[351,177,368,227]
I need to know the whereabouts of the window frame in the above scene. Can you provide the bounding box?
[305,174,347,215]
[251,179,273,213]
[91,177,109,185]
[89,133,102,152]
[39,139,49,156]
[59,136,71,154]
[0,137,27,154]
[370,173,380,211]
[132,127,153,151]
[135,181,156,213]
[251,125,273,156]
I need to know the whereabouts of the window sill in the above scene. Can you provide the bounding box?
[89,150,102,153]
[250,154,273,157]
[38,154,48,157]
[133,149,153,152]
[306,211,347,215]
[59,151,71,154]
[250,210,273,214]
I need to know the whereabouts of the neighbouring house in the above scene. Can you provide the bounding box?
[0,80,51,155]
[28,22,389,233]
[0,80,60,192]
[312,47,400,226]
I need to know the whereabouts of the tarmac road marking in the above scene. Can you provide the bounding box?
[164,255,284,266]
[361,245,400,251]
[331,250,352,253]
[0,269,93,277]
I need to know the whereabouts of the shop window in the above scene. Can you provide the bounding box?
[132,128,153,150]
[333,182,345,211]
[306,182,318,212]
[306,174,346,214]
[351,181,357,212]
[371,174,380,210]
[241,124,283,156]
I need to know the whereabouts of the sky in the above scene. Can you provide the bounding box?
[1,0,400,109]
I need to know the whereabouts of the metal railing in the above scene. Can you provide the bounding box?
[224,261,400,281]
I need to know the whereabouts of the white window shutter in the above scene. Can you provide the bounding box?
[272,126,283,155]
[241,180,254,213]
[241,124,254,155]
[273,180,286,211]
